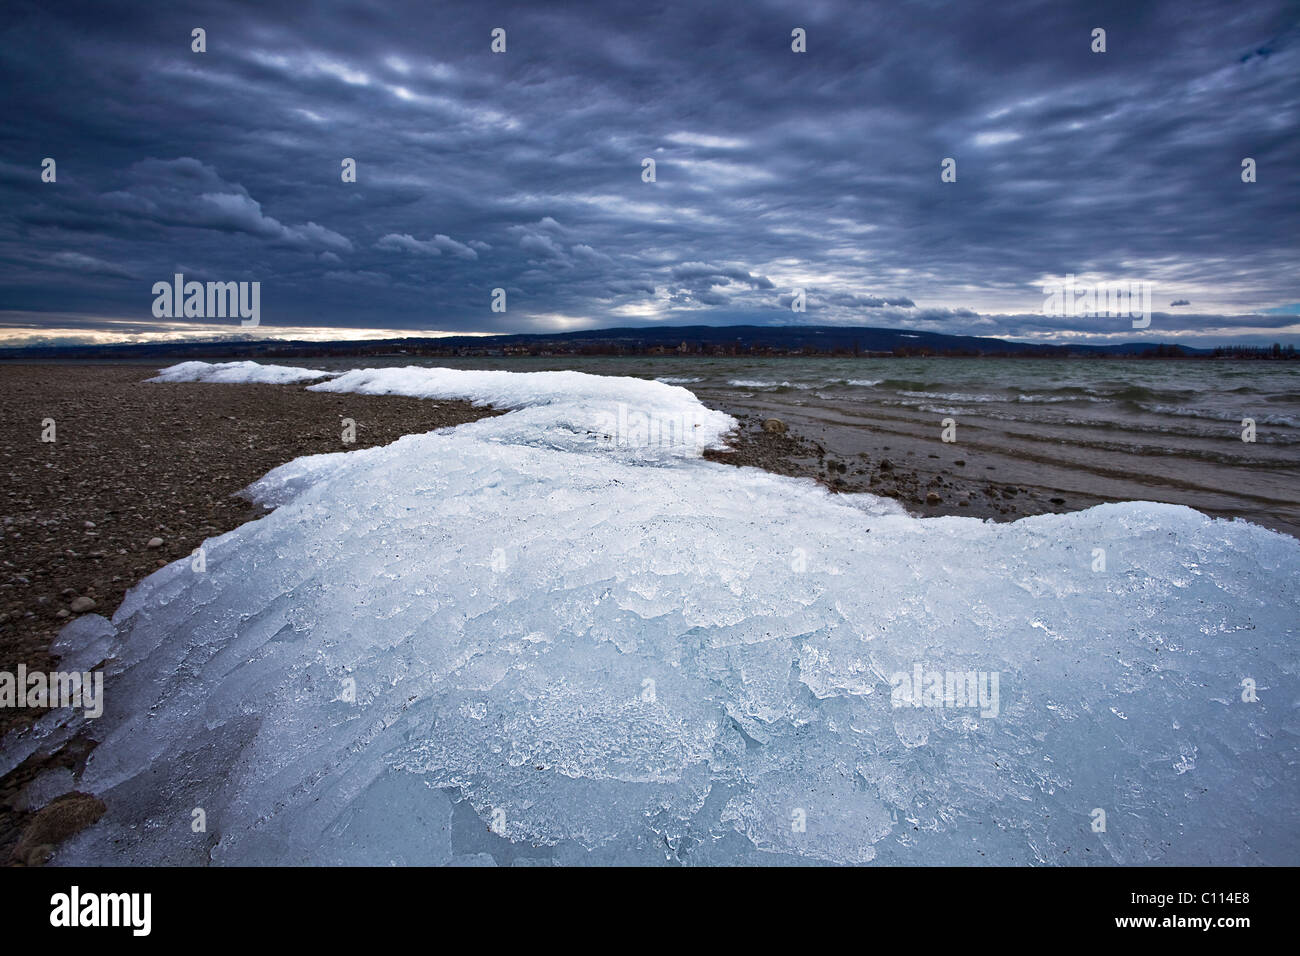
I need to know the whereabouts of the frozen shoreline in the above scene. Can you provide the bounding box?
[14,362,1300,866]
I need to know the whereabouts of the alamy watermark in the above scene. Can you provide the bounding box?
[890,664,1000,718]
[50,886,150,936]
[593,403,710,453]
[152,272,260,327]
[1,665,103,718]
[1042,274,1152,329]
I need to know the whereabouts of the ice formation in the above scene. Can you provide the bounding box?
[148,361,336,385]
[36,363,1300,865]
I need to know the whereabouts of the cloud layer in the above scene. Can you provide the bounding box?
[1,0,1297,344]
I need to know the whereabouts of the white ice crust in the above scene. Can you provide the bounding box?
[147,361,337,385]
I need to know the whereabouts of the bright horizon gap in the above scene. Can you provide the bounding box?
[2,317,1299,349]
[0,319,499,348]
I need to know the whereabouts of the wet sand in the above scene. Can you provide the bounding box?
[701,392,1300,537]
[704,405,1117,524]
[702,410,1101,523]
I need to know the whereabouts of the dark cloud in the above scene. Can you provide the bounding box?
[0,0,1297,344]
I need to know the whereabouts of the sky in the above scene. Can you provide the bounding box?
[1,0,1297,348]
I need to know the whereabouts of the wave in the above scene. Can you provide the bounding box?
[898,390,1001,403]
[1139,404,1299,428]
[1015,394,1103,403]
[727,379,819,390]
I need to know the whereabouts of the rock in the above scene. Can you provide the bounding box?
[146,537,164,549]
[69,596,96,613]
[954,459,966,466]
[761,418,787,434]
[878,459,893,472]
[926,492,943,504]
[1050,497,1066,505]
[11,792,106,864]
[25,844,55,867]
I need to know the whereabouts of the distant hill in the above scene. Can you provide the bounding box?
[0,324,1215,361]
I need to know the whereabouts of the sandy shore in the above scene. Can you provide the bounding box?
[701,394,1299,536]
[0,365,498,862]
[703,407,1112,524]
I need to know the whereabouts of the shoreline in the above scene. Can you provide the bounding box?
[699,393,1300,538]
[0,362,1289,863]
[703,409,1112,525]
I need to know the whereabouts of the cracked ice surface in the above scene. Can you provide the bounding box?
[53,363,1300,865]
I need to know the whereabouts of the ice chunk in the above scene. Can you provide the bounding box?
[309,365,737,457]
[51,613,116,673]
[14,767,77,812]
[148,361,336,385]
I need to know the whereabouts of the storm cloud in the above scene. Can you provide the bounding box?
[1,0,1297,345]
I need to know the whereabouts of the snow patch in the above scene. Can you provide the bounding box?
[148,361,336,385]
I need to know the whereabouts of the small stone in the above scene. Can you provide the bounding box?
[761,418,787,434]
[25,844,55,867]
[12,793,107,865]
[926,492,943,504]
[69,596,96,613]
[1050,497,1066,505]
[146,537,164,549]
[878,459,893,472]
[954,459,966,466]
